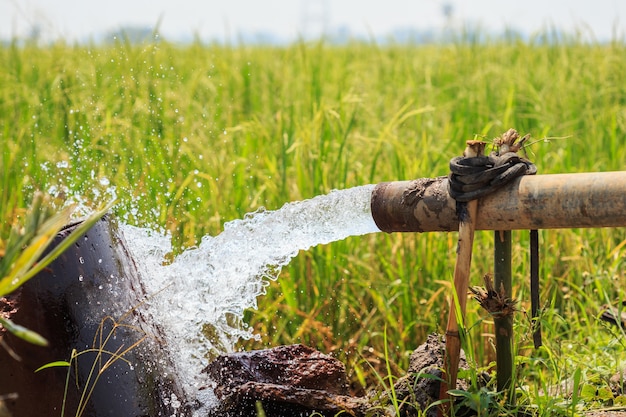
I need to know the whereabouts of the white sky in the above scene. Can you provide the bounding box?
[1,0,625,43]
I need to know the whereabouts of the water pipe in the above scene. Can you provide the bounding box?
[0,217,192,417]
[370,171,626,233]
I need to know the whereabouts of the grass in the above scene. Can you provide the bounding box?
[2,34,626,414]
[35,315,148,417]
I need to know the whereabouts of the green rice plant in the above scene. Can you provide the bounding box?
[2,33,626,413]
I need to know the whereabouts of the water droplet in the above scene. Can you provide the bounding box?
[78,275,84,282]
[79,257,84,264]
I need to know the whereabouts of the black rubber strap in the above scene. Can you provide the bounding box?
[448,152,536,202]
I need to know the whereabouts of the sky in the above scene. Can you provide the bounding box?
[1,0,625,43]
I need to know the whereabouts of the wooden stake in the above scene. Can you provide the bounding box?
[439,140,485,415]
[494,230,515,402]
[530,229,542,348]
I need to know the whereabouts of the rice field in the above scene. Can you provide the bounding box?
[2,34,626,414]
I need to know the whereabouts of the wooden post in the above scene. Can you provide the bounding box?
[494,230,514,400]
[438,140,485,414]
[530,229,542,348]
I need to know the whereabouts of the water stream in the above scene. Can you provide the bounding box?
[121,185,381,411]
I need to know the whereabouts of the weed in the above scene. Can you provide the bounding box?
[36,313,148,417]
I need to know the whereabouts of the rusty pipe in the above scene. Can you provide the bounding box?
[371,171,626,233]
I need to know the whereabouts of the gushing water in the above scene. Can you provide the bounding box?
[122,185,380,410]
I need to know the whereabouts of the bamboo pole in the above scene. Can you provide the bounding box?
[491,129,521,403]
[438,198,478,413]
[438,141,485,414]
[494,230,514,400]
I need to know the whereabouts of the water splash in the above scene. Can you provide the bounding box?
[122,185,380,410]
